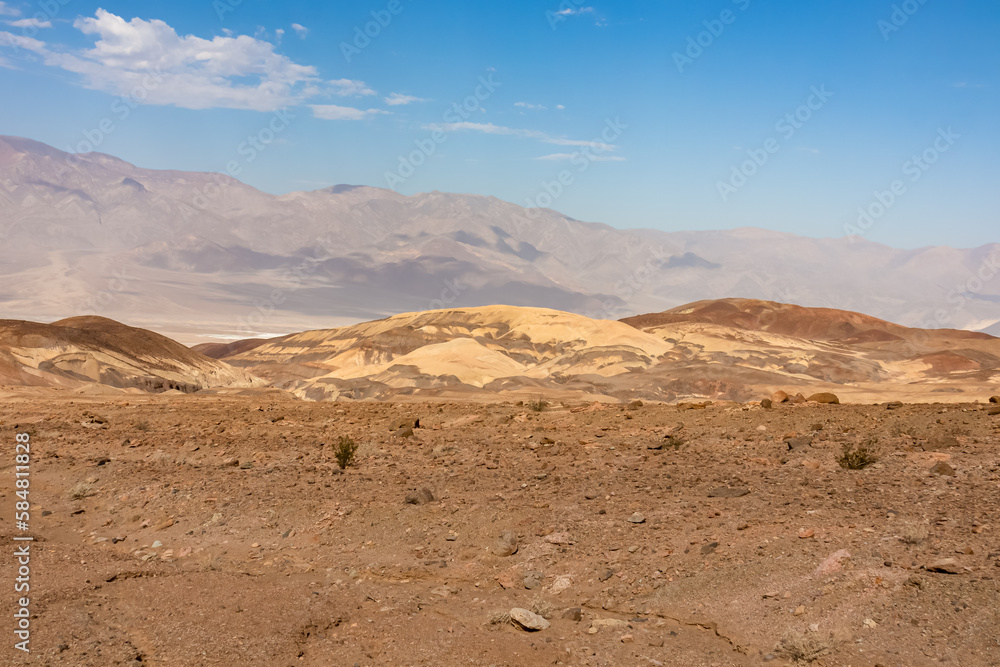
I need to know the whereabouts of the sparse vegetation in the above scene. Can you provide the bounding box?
[487,610,511,626]
[777,632,833,663]
[838,439,878,470]
[528,397,547,412]
[901,524,929,546]
[334,436,359,470]
[134,420,151,432]
[69,481,94,500]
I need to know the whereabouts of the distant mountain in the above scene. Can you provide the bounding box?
[0,316,261,393]
[204,300,1000,403]
[2,135,998,344]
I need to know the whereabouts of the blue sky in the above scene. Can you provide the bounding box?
[1,0,997,249]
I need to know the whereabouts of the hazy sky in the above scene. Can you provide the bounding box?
[1,0,997,249]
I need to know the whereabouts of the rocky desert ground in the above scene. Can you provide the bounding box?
[3,388,1000,666]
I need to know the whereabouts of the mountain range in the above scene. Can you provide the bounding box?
[2,134,999,345]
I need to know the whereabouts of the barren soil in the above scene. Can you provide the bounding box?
[2,389,1000,666]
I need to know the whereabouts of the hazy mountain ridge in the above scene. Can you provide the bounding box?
[2,135,998,344]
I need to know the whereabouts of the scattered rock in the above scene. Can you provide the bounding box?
[523,571,544,590]
[544,532,573,545]
[627,400,643,409]
[988,407,1000,416]
[394,418,420,430]
[886,401,903,410]
[930,461,956,476]
[598,568,615,582]
[807,393,840,405]
[492,531,519,557]
[761,398,773,409]
[549,574,573,595]
[925,558,962,574]
[793,605,806,616]
[589,618,629,633]
[584,491,599,500]
[990,396,999,404]
[405,488,435,505]
[798,528,815,539]
[509,608,550,631]
[627,512,646,524]
[708,486,750,498]
[814,549,851,577]
[771,391,790,404]
[392,426,415,439]
[784,436,813,451]
[790,393,807,404]
[700,542,719,555]
[562,607,582,622]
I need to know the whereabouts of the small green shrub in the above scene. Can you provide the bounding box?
[334,436,359,470]
[528,397,547,412]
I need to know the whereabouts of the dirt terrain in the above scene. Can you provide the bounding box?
[3,389,1000,666]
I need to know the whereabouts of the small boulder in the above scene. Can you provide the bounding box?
[930,461,956,477]
[925,558,962,574]
[761,398,773,409]
[790,393,807,404]
[510,608,550,631]
[988,407,1000,416]
[404,488,435,505]
[771,390,790,404]
[784,435,813,451]
[562,607,583,622]
[627,512,646,524]
[708,486,750,498]
[990,396,999,404]
[493,531,519,557]
[807,393,840,405]
[886,401,903,410]
[627,400,643,410]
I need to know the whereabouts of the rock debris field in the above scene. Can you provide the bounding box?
[2,389,1000,666]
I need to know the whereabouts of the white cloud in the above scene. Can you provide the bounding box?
[556,104,565,110]
[7,18,50,28]
[291,23,308,39]
[556,7,595,16]
[425,121,615,151]
[385,92,426,106]
[515,101,547,111]
[0,2,19,17]
[275,28,284,41]
[310,104,388,121]
[329,78,375,96]
[536,153,624,162]
[0,54,14,69]
[0,10,372,112]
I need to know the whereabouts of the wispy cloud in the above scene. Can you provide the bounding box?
[6,17,50,28]
[424,121,615,150]
[556,6,595,17]
[536,153,624,162]
[0,2,19,17]
[515,101,547,111]
[385,92,427,106]
[310,104,388,121]
[291,23,308,39]
[0,10,372,112]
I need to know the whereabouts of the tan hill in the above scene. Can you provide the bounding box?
[621,298,1000,402]
[209,300,1000,403]
[0,316,262,393]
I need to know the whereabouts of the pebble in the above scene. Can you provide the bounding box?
[405,488,435,505]
[930,462,956,476]
[627,512,646,524]
[562,607,582,622]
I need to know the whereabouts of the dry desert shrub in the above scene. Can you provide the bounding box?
[838,439,878,470]
[335,436,359,470]
[68,481,94,500]
[900,523,929,546]
[530,598,556,619]
[528,397,547,412]
[777,632,833,662]
[487,610,511,626]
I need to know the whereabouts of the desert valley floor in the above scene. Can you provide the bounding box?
[2,389,999,666]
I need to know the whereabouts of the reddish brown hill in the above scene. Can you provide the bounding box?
[190,337,280,360]
[620,298,996,344]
